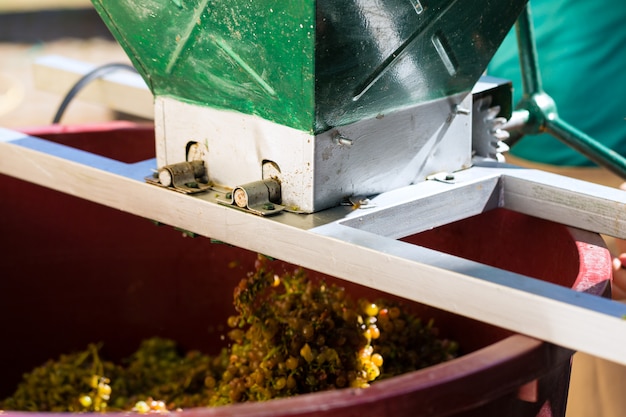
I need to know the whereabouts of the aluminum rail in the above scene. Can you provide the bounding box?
[2,128,626,365]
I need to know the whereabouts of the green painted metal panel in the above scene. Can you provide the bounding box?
[91,0,316,131]
[91,0,527,134]
[314,0,527,131]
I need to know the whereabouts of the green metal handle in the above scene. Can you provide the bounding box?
[509,3,626,180]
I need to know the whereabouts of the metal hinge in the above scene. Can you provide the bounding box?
[217,179,284,216]
[146,160,212,194]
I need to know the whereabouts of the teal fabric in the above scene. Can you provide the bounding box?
[488,0,626,166]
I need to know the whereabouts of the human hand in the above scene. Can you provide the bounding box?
[613,254,626,301]
[612,183,626,301]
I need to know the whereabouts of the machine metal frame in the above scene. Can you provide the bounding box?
[2,128,626,366]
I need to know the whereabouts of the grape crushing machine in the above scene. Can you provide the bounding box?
[2,0,626,367]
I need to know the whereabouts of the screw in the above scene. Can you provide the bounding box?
[333,132,353,146]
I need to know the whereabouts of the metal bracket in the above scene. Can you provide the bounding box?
[217,179,285,216]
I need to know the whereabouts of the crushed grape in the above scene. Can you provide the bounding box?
[1,256,458,412]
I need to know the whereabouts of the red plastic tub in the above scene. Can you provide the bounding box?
[0,122,613,417]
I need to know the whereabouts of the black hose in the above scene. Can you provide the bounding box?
[52,62,138,124]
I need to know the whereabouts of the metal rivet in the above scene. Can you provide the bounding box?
[233,188,248,208]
